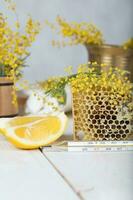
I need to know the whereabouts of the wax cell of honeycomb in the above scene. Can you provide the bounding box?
[72,88,133,141]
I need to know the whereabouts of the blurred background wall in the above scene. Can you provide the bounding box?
[0,0,133,82]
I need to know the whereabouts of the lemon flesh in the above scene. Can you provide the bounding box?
[0,113,67,149]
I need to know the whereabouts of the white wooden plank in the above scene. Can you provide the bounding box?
[0,140,80,200]
[43,151,133,200]
[42,115,133,200]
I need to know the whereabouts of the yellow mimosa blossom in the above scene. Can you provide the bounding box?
[0,0,41,104]
[44,63,132,115]
[46,16,104,47]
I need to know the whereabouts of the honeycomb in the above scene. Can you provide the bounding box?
[72,88,133,141]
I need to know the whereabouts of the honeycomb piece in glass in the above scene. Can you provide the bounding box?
[72,88,133,141]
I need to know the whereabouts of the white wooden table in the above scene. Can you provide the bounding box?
[0,117,133,200]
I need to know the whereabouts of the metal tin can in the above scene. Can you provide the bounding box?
[86,44,133,82]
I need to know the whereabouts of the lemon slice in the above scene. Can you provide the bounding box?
[0,113,67,149]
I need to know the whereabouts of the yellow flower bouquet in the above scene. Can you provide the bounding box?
[45,62,133,141]
[46,16,104,47]
[0,0,41,117]
[47,16,133,49]
[0,0,41,80]
[47,16,133,82]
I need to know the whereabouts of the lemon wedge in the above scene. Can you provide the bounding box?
[0,113,67,149]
